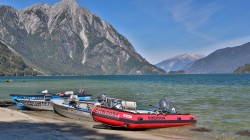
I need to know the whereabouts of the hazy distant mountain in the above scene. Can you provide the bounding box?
[156,53,204,72]
[0,0,165,75]
[185,42,250,74]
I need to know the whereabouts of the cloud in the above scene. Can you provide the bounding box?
[168,0,220,41]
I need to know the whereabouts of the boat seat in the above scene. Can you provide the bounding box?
[121,101,136,110]
[78,103,88,109]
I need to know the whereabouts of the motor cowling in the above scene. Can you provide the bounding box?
[69,94,79,101]
[159,98,170,111]
[97,94,107,102]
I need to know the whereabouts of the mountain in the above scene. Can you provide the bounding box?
[233,64,250,74]
[156,53,204,72]
[185,42,250,74]
[0,41,37,76]
[0,0,165,75]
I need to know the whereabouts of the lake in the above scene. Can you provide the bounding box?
[0,74,249,139]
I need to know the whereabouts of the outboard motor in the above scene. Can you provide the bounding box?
[97,94,107,102]
[159,98,170,111]
[107,99,113,108]
[69,94,79,107]
[70,94,79,101]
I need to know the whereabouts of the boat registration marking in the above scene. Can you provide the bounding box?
[95,108,119,118]
[123,114,132,119]
[148,116,166,120]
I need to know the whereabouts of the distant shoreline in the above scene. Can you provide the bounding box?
[0,73,249,77]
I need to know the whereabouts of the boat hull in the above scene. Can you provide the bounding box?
[91,106,197,129]
[0,99,14,107]
[9,94,92,110]
[18,100,53,111]
[9,94,59,110]
[9,94,60,101]
[52,100,91,120]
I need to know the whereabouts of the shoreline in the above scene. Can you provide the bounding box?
[0,107,193,140]
[0,107,248,140]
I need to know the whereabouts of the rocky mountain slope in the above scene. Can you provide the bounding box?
[0,41,37,76]
[156,53,204,72]
[0,0,164,75]
[185,42,250,74]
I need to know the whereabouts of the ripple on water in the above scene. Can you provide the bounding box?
[0,75,250,140]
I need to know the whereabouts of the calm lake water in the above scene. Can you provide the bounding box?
[0,75,249,139]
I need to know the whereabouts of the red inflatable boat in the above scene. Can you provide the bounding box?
[91,98,197,129]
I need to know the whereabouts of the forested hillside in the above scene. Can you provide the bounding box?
[234,64,250,74]
[0,41,37,76]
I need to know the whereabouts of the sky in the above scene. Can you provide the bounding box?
[1,0,250,64]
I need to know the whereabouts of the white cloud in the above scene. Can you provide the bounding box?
[168,0,220,41]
